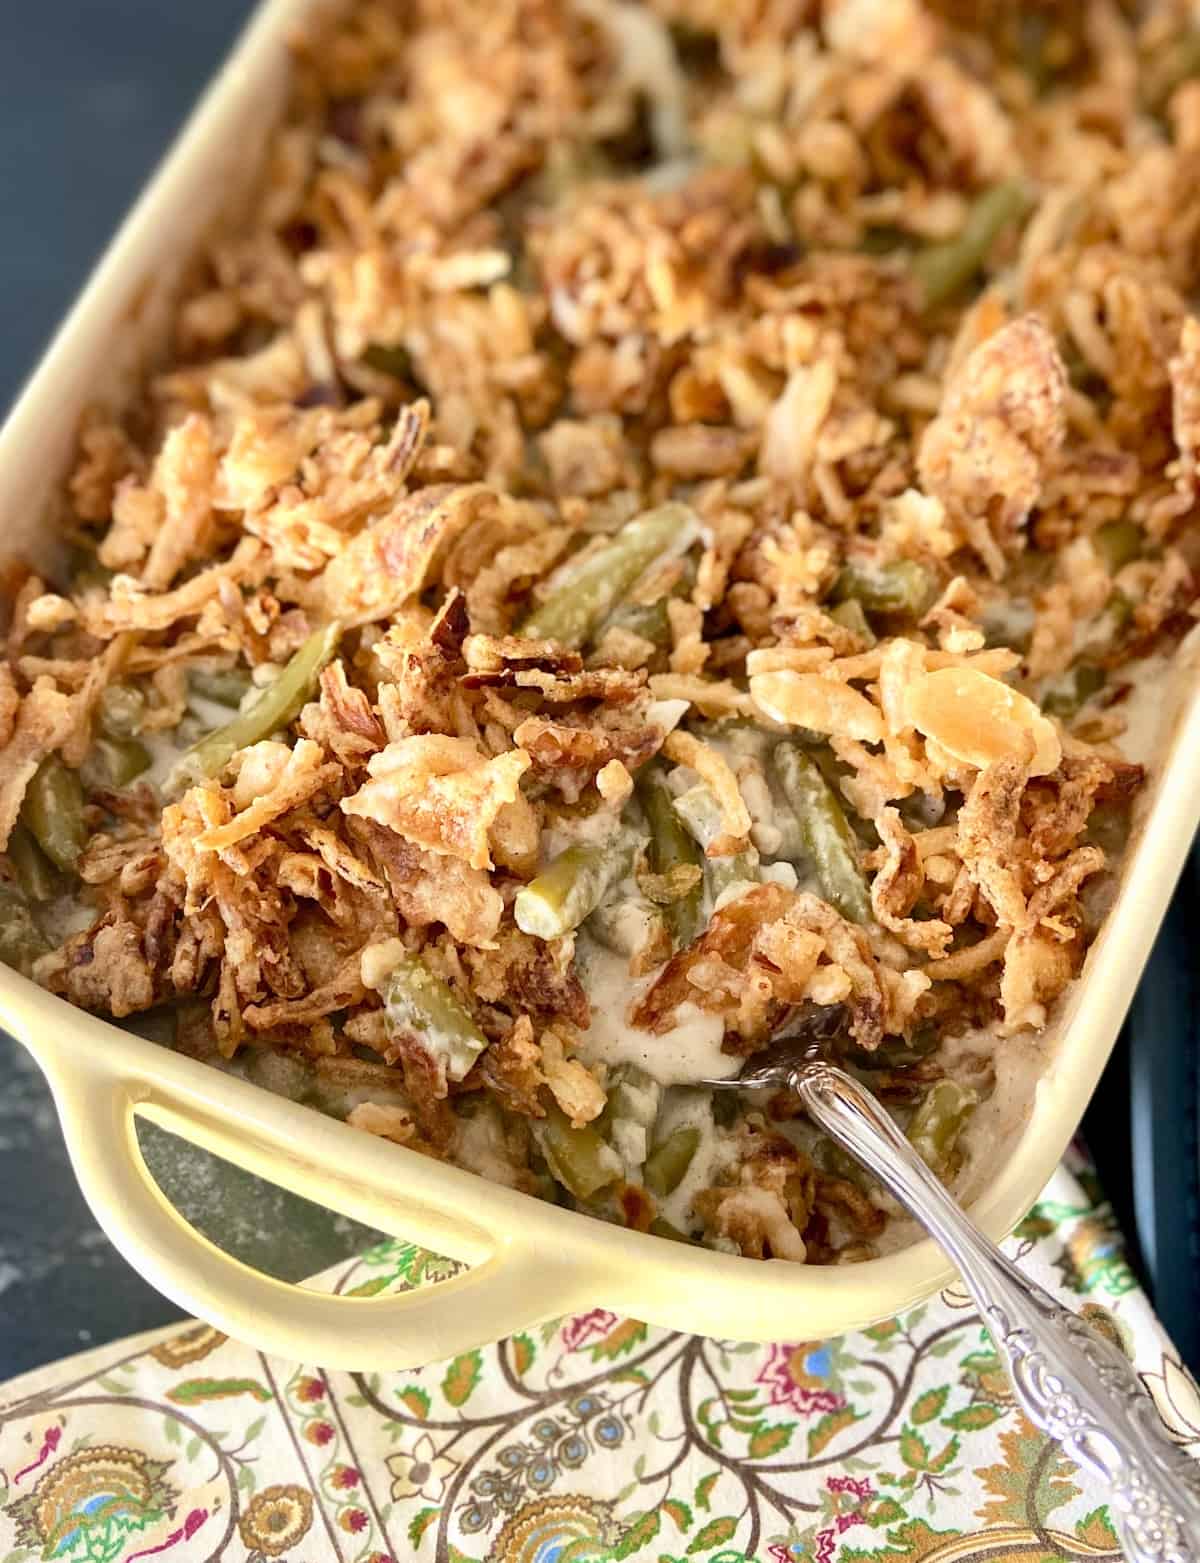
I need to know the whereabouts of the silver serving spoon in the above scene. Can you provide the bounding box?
[700,1019,1200,1563]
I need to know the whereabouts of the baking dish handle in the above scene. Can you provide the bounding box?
[36,1046,598,1370]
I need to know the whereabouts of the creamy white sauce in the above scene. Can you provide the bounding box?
[1112,649,1187,766]
[575,942,739,1085]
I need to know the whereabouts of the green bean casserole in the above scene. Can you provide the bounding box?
[3,0,1200,1263]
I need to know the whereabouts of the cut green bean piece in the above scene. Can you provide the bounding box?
[639,764,703,947]
[99,683,146,738]
[518,503,698,648]
[599,1065,663,1172]
[858,225,909,256]
[172,622,342,787]
[1016,12,1053,92]
[814,1137,872,1190]
[909,180,1030,309]
[828,597,876,646]
[0,883,50,973]
[711,1087,738,1129]
[20,757,85,873]
[1143,30,1200,110]
[598,555,698,651]
[672,783,759,897]
[82,735,152,791]
[189,666,254,708]
[361,342,414,380]
[649,1216,693,1244]
[382,952,489,1082]
[1093,520,1143,574]
[1041,663,1106,718]
[600,1065,661,1134]
[516,832,636,940]
[905,1079,978,1177]
[536,1100,622,1200]
[843,1027,938,1073]
[644,1125,700,1197]
[7,824,59,902]
[772,742,870,924]
[604,597,671,648]
[832,558,933,618]
[981,599,1035,654]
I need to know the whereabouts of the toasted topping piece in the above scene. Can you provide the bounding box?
[750,671,884,744]
[906,666,1061,777]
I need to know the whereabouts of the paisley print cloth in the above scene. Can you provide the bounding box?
[1,1152,1196,1563]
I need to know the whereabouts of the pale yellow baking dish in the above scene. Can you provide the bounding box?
[2,0,1199,1371]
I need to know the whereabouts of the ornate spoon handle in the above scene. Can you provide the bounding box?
[794,1061,1200,1563]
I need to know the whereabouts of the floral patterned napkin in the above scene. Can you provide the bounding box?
[0,1150,1196,1563]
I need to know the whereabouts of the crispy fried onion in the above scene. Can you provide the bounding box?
[632,883,888,1050]
[956,753,1031,928]
[663,730,751,854]
[195,739,340,856]
[341,734,530,871]
[918,315,1067,578]
[695,1128,817,1261]
[871,807,952,956]
[0,679,75,849]
[349,817,505,947]
[321,483,492,627]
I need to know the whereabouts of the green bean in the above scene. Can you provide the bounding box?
[1093,520,1143,574]
[361,342,414,381]
[99,683,146,738]
[72,560,115,595]
[814,1137,872,1191]
[858,226,909,256]
[598,1065,663,1173]
[1106,589,1134,630]
[82,735,152,791]
[1016,13,1052,90]
[598,555,698,651]
[842,1025,939,1072]
[828,598,876,646]
[382,951,489,1082]
[536,1100,622,1200]
[1143,30,1200,111]
[0,883,50,973]
[638,764,703,947]
[772,742,870,924]
[1041,663,1107,718]
[602,598,671,648]
[672,783,759,896]
[711,1087,739,1129]
[515,831,636,940]
[600,1065,661,1135]
[649,1216,693,1244]
[172,623,342,786]
[981,600,1035,654]
[909,180,1030,309]
[20,757,85,873]
[518,503,698,648]
[7,824,59,902]
[905,1079,978,1177]
[644,1125,700,1197]
[832,558,933,618]
[189,666,254,708]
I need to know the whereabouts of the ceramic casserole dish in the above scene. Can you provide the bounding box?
[2,0,1199,1371]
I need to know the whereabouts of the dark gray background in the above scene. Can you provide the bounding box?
[0,0,379,1381]
[0,1,1189,1381]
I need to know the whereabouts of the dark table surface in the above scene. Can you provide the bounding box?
[0,0,1190,1384]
